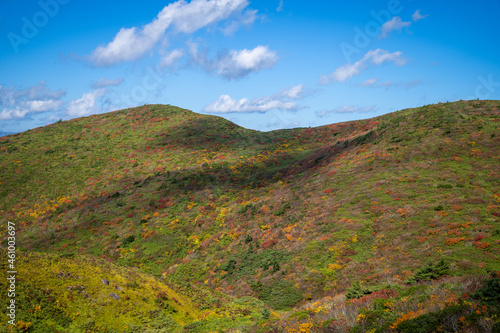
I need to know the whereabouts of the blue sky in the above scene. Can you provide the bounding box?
[1,0,499,133]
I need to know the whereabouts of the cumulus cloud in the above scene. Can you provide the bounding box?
[66,89,106,117]
[315,105,376,118]
[89,0,253,66]
[203,84,306,113]
[0,82,66,120]
[0,107,30,120]
[379,16,411,38]
[91,77,124,89]
[412,10,428,22]
[188,44,279,79]
[319,49,406,84]
[24,99,64,112]
[213,46,278,79]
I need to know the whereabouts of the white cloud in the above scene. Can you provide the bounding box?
[320,61,364,84]
[412,10,428,22]
[277,0,283,12]
[89,0,253,66]
[203,84,306,113]
[203,95,299,113]
[169,0,249,34]
[66,89,106,117]
[159,49,185,68]
[0,82,66,120]
[378,11,427,38]
[24,99,64,112]
[189,44,279,79]
[361,78,379,87]
[0,107,29,120]
[361,78,422,89]
[91,77,124,89]
[222,8,258,35]
[280,84,305,99]
[319,49,406,84]
[214,46,278,79]
[379,16,411,38]
[316,105,376,118]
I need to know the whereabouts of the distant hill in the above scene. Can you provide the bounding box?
[0,131,15,137]
[0,100,499,332]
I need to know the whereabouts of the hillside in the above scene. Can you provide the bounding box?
[1,100,499,332]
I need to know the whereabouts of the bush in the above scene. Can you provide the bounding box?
[252,280,302,310]
[472,276,500,307]
[397,311,440,333]
[219,257,237,275]
[405,260,449,284]
[397,304,467,333]
[274,202,291,216]
[122,235,136,246]
[345,281,373,300]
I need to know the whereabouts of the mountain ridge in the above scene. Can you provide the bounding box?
[1,100,499,332]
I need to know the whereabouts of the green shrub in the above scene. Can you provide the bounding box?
[122,235,136,246]
[219,257,237,275]
[274,202,291,216]
[397,311,440,333]
[405,260,450,284]
[473,276,500,307]
[345,281,373,300]
[289,310,310,321]
[245,234,253,243]
[397,303,467,333]
[252,280,302,310]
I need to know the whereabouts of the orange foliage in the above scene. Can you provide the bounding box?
[427,228,441,236]
[390,310,424,329]
[141,230,157,239]
[445,237,464,246]
[473,241,490,249]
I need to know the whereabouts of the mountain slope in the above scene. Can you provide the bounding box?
[1,100,499,332]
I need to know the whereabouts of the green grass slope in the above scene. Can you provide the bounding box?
[1,100,499,332]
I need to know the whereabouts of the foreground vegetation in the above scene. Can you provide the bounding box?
[0,100,499,332]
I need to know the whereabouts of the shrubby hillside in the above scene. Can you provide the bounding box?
[0,100,499,332]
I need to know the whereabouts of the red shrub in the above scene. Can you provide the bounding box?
[262,238,278,249]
